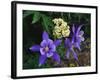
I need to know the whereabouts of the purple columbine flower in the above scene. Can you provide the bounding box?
[72,24,85,51]
[65,24,84,61]
[30,31,61,66]
[65,38,78,61]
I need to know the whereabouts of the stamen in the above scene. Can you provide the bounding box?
[45,46,49,52]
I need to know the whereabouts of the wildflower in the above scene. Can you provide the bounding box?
[52,18,70,39]
[30,31,61,66]
[65,38,78,61]
[65,24,84,61]
[72,24,85,51]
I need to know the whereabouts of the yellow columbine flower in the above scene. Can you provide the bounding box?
[52,18,70,39]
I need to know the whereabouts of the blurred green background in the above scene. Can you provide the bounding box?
[23,10,91,69]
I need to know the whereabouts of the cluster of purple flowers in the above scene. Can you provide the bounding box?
[29,25,84,66]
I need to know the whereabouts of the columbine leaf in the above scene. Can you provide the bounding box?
[23,11,34,18]
[85,25,90,35]
[41,14,54,35]
[23,53,39,69]
[32,12,41,24]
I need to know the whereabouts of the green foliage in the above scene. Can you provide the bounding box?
[56,41,66,59]
[23,53,39,69]
[31,12,54,36]
[23,11,34,18]
[41,14,54,35]
[32,12,41,24]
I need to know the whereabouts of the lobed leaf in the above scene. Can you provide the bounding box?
[32,12,41,24]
